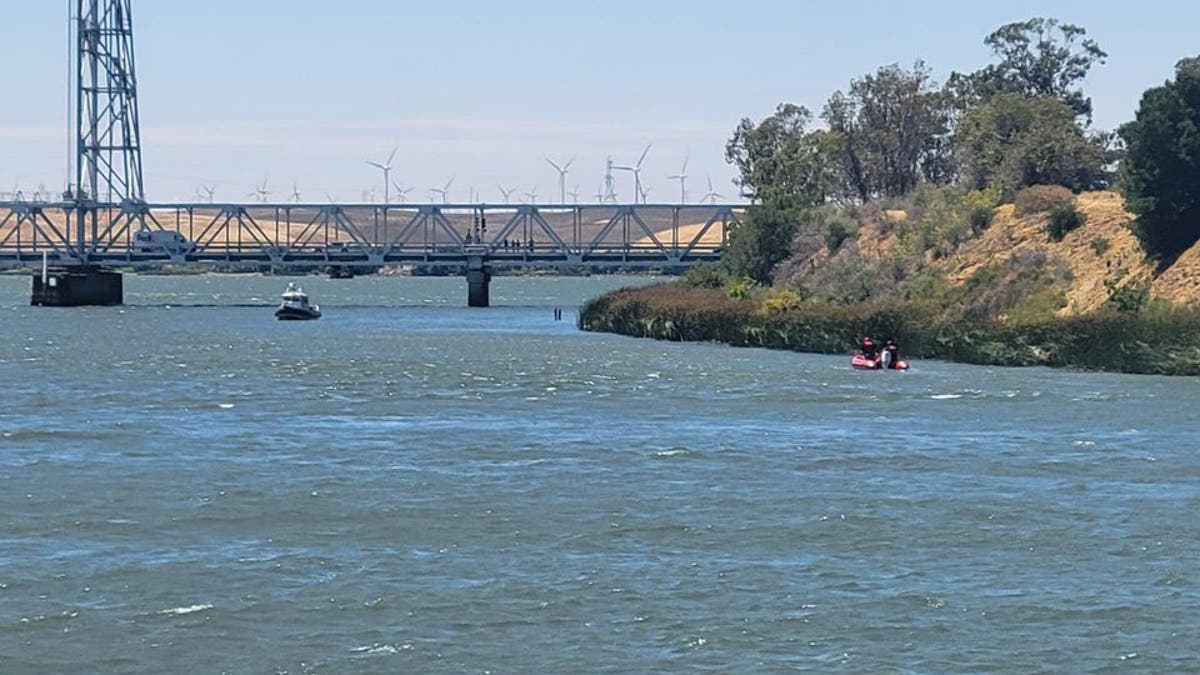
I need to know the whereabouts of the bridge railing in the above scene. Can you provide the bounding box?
[0,201,744,268]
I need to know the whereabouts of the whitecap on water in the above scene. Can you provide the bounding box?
[157,603,213,616]
[930,394,963,400]
[352,643,411,655]
[218,403,235,409]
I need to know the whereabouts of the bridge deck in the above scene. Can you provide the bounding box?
[0,202,742,270]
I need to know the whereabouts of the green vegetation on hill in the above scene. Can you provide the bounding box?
[580,19,1200,375]
[1120,57,1200,266]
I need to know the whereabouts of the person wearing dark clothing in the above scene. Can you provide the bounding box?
[881,338,901,369]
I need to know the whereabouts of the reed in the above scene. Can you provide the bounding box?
[580,284,1200,376]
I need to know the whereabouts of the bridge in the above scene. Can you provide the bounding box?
[4,1,743,306]
[0,199,740,305]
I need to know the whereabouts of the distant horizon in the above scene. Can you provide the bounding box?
[2,1,1197,203]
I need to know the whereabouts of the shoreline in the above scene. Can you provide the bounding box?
[579,284,1200,376]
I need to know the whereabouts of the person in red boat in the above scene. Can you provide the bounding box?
[881,338,901,369]
[861,336,878,361]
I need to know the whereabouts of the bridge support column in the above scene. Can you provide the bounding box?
[466,255,491,308]
[32,267,123,307]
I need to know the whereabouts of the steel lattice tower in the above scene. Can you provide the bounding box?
[75,0,144,206]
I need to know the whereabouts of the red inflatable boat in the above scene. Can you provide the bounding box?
[851,353,910,371]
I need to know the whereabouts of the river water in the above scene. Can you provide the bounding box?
[0,274,1197,673]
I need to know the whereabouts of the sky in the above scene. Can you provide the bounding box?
[1,0,1198,204]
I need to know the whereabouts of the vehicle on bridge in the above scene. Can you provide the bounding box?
[135,227,194,255]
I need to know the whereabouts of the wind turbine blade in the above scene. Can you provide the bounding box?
[445,177,455,191]
[366,161,385,170]
[682,156,689,174]
[637,144,652,168]
[546,159,561,172]
[386,146,398,166]
[564,157,575,172]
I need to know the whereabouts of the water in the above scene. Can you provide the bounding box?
[0,274,1197,673]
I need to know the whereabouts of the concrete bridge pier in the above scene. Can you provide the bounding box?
[32,267,123,306]
[466,255,492,308]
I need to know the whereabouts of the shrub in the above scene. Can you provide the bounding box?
[1014,184,1074,217]
[969,205,995,233]
[1047,203,1087,241]
[759,288,804,316]
[726,276,756,300]
[823,215,856,253]
[954,249,1073,322]
[1089,237,1110,256]
[682,263,727,289]
[1105,278,1150,313]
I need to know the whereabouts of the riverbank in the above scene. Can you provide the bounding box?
[579,283,1200,376]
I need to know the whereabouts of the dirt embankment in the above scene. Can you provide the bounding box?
[942,191,1155,314]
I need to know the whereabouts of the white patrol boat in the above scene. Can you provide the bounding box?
[275,283,321,320]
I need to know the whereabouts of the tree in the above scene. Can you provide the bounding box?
[954,93,1108,196]
[951,17,1107,121]
[822,61,952,202]
[725,104,839,205]
[1119,57,1200,265]
[723,197,803,284]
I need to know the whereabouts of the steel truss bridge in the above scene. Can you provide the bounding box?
[8,1,746,305]
[0,200,739,271]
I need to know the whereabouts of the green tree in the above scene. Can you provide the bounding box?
[823,61,952,202]
[723,197,803,284]
[954,93,1108,196]
[1119,57,1200,265]
[725,104,839,204]
[950,17,1107,121]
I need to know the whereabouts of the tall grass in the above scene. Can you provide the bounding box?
[580,284,1200,376]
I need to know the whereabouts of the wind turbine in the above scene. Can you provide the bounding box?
[523,187,539,204]
[392,182,413,203]
[546,156,575,204]
[593,182,605,203]
[196,184,215,203]
[366,146,398,204]
[568,185,580,204]
[702,175,725,204]
[249,177,269,203]
[498,185,516,205]
[668,155,689,204]
[290,181,302,202]
[429,177,454,203]
[615,144,652,204]
[603,156,616,203]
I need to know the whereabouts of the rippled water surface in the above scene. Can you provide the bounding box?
[1,274,1198,673]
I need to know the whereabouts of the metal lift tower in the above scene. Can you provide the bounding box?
[32,0,145,304]
[76,0,145,207]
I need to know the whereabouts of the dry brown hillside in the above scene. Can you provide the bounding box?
[943,191,1155,315]
[1151,239,1200,304]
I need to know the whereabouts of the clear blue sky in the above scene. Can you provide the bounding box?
[1,1,1197,203]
